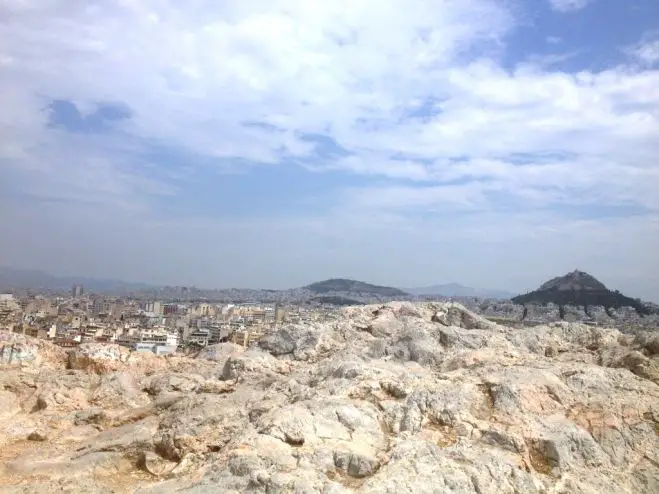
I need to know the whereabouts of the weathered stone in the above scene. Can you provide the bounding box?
[138,451,177,477]
[147,373,204,395]
[333,450,380,478]
[4,451,131,479]
[67,343,127,373]
[0,332,66,369]
[74,416,158,456]
[221,348,293,380]
[259,329,297,355]
[0,390,20,420]
[27,430,48,442]
[196,342,245,362]
[91,371,151,409]
[0,302,658,493]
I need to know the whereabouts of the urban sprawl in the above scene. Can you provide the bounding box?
[2,280,658,358]
[0,285,343,355]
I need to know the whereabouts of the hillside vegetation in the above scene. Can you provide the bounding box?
[305,278,408,297]
[512,270,653,315]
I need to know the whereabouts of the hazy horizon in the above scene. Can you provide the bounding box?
[1,1,658,301]
[2,264,657,303]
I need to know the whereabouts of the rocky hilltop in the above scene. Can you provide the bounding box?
[1,302,658,493]
[537,271,608,292]
[512,270,652,315]
[305,279,408,297]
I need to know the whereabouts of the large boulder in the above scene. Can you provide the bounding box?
[0,331,66,369]
[67,343,128,373]
[90,372,151,409]
[259,323,334,361]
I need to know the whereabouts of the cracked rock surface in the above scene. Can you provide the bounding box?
[0,302,658,493]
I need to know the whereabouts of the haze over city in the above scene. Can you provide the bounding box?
[1,0,659,300]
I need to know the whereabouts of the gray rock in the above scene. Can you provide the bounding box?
[333,451,380,478]
[259,329,297,355]
[74,416,158,456]
[90,371,150,409]
[138,451,177,477]
[196,342,244,362]
[1,302,658,493]
[147,373,205,395]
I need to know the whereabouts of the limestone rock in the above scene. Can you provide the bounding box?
[74,416,158,456]
[259,324,333,361]
[138,451,177,477]
[221,348,294,380]
[91,371,151,409]
[0,390,20,420]
[0,332,66,369]
[0,302,658,493]
[67,343,127,373]
[147,373,205,395]
[196,342,244,362]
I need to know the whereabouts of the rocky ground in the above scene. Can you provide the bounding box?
[0,302,658,493]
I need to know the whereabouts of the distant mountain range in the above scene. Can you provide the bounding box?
[0,266,153,293]
[405,283,514,299]
[2,267,653,312]
[512,270,653,315]
[304,279,408,297]
[0,269,410,298]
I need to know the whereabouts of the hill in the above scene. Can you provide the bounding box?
[538,270,608,292]
[304,278,407,297]
[512,270,652,315]
[407,283,514,299]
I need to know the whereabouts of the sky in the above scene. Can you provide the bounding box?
[1,0,659,300]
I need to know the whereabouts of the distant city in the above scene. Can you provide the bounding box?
[0,268,657,356]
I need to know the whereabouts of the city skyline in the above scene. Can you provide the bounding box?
[1,265,657,304]
[1,0,658,300]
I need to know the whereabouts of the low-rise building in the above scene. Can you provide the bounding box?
[188,328,210,346]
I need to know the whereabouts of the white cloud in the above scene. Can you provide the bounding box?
[627,34,659,67]
[2,1,657,202]
[0,0,512,161]
[548,0,593,13]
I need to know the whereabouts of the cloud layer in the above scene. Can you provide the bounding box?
[549,0,593,13]
[1,0,658,299]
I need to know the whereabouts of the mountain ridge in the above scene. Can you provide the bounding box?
[406,283,514,299]
[0,266,154,293]
[0,268,409,298]
[303,278,408,297]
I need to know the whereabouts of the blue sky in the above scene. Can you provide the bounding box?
[1,0,658,299]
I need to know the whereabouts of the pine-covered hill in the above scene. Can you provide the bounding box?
[304,278,408,297]
[512,270,653,315]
